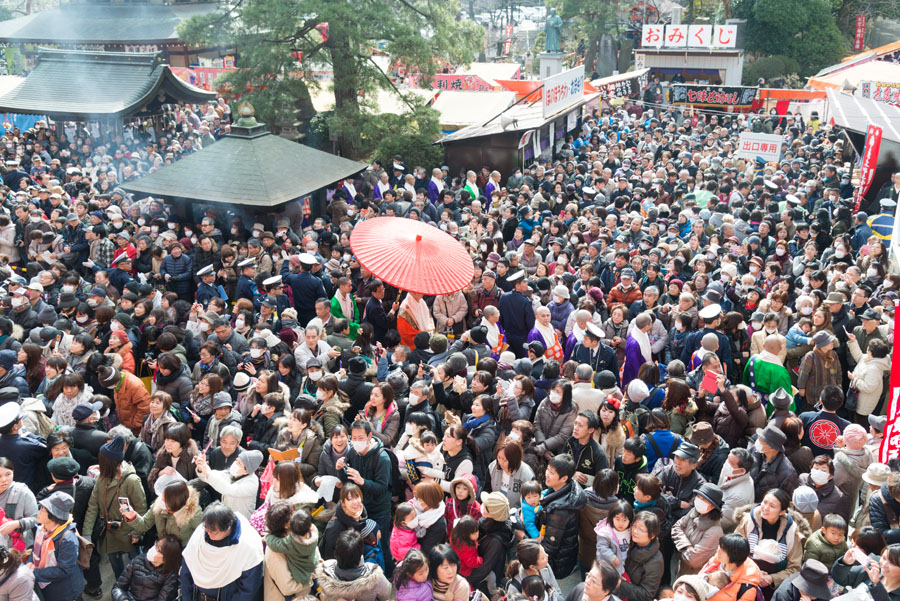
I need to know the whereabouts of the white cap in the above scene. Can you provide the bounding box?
[506,270,524,283]
[298,253,318,266]
[197,264,214,276]
[698,304,722,320]
[0,403,21,429]
[586,322,603,338]
[263,275,282,287]
[238,258,255,268]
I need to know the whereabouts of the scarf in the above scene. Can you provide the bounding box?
[481,317,501,349]
[432,579,450,597]
[376,181,391,197]
[533,322,557,348]
[336,290,354,321]
[464,180,478,200]
[182,514,263,589]
[698,436,720,466]
[415,501,446,535]
[198,357,219,373]
[33,518,72,584]
[404,182,416,196]
[814,346,835,368]
[571,324,586,345]
[757,349,783,366]
[334,561,368,582]
[399,294,434,333]
[629,325,652,363]
[431,176,444,194]
[464,414,490,433]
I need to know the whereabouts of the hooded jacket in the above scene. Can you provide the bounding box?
[19,396,54,439]
[84,462,148,554]
[126,485,202,547]
[672,508,725,574]
[314,559,391,601]
[869,484,900,544]
[319,501,368,560]
[468,517,515,585]
[704,557,763,601]
[848,339,891,416]
[338,438,392,520]
[538,480,587,579]
[315,395,351,439]
[579,490,618,567]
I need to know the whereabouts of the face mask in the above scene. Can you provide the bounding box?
[408,392,420,405]
[343,254,351,262]
[252,230,260,238]
[487,262,496,269]
[199,321,210,332]
[146,545,160,564]
[675,321,685,331]
[30,217,41,223]
[694,497,710,514]
[674,594,692,601]
[151,225,159,233]
[167,223,177,230]
[11,297,25,308]
[76,315,89,324]
[480,244,487,252]
[137,218,146,226]
[867,268,878,278]
[405,423,416,436]
[184,229,192,237]
[507,432,521,442]
[87,298,99,308]
[640,241,651,250]
[304,369,321,382]
[110,321,122,332]
[765,328,777,335]
[316,389,327,400]
[249,348,264,359]
[749,266,759,274]
[800,306,813,315]
[228,464,242,478]
[549,392,562,405]
[351,440,368,454]
[835,249,846,259]
[234,318,245,329]
[754,439,764,453]
[61,285,75,294]
[775,247,786,256]
[751,322,762,330]
[570,236,578,245]
[809,468,830,485]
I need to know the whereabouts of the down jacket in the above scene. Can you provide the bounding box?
[533,400,576,455]
[160,252,194,296]
[538,480,587,579]
[848,338,891,416]
[671,509,724,575]
[615,539,663,601]
[112,554,179,601]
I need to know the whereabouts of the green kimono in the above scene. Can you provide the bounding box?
[743,355,795,417]
[330,294,360,340]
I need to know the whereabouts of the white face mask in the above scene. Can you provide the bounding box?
[11,297,26,308]
[867,268,878,278]
[507,432,521,442]
[316,389,327,400]
[775,247,786,256]
[674,321,685,332]
[480,244,487,252]
[252,230,261,238]
[76,315,89,324]
[553,296,565,304]
[184,229,192,237]
[199,321,210,332]
[231,227,238,235]
[408,392,420,405]
[167,223,177,230]
[61,285,75,294]
[549,391,562,405]
[835,249,846,259]
[405,423,416,436]
[749,265,760,274]
[800,306,813,315]
[228,463,242,478]
[694,497,711,514]
[351,439,368,454]
[754,439,764,454]
[151,226,159,233]
[234,318,245,330]
[809,468,830,485]
[308,370,322,382]
[249,348,263,359]
[146,545,160,564]
[765,328,777,335]
[674,594,692,601]
[110,321,122,332]
[751,322,762,330]
[137,218,146,226]
[87,298,99,308]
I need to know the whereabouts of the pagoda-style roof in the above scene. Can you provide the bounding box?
[122,116,367,208]
[0,3,219,45]
[0,49,215,120]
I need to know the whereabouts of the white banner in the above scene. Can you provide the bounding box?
[567,110,578,131]
[735,132,783,163]
[644,24,738,48]
[542,65,585,118]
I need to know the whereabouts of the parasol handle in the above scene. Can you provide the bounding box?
[416,235,422,242]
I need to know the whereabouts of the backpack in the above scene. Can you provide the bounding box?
[644,432,682,478]
[368,446,405,503]
[737,583,766,601]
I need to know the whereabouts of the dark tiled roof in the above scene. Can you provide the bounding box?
[122,123,368,208]
[0,49,215,120]
[0,3,219,44]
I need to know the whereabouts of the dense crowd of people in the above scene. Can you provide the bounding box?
[0,95,897,601]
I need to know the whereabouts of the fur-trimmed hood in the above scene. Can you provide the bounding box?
[733,503,812,540]
[315,559,390,601]
[153,484,200,527]
[321,396,351,416]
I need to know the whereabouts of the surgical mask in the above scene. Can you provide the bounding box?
[549,392,562,405]
[570,236,578,245]
[719,461,735,482]
[200,321,210,332]
[809,468,830,485]
[151,226,159,233]
[775,247,786,256]
[405,424,416,436]
[249,348,264,359]
[252,230,261,238]
[487,262,496,269]
[640,241,651,250]
[137,218,146,226]
[751,322,762,330]
[765,328,777,335]
[835,249,846,259]
[800,306,813,315]
[694,497,710,514]
[146,545,160,564]
[553,296,565,304]
[674,594,692,601]
[351,440,368,454]
[61,285,75,293]
[11,297,25,308]
[167,223,177,230]
[408,392,420,405]
[110,321,122,332]
[754,439,764,453]
[190,236,198,245]
[87,298,99,308]
[231,227,238,235]
[749,265,759,274]
[316,389,327,400]
[228,464,242,478]
[305,370,321,382]
[184,229,192,237]
[76,315,89,324]
[30,217,41,223]
[480,244,487,252]
[867,268,878,278]
[675,321,685,332]
[343,254,351,262]
[507,432,521,442]
[112,220,123,228]
[234,318,245,330]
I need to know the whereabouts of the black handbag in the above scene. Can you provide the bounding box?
[845,384,860,413]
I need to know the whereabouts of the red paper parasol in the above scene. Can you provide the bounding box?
[350,216,474,295]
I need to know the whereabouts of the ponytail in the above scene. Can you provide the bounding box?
[505,559,522,580]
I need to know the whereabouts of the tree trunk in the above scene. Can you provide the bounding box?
[583,14,599,77]
[325,20,362,158]
[467,0,475,19]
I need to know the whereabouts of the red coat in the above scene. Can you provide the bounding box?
[451,540,482,577]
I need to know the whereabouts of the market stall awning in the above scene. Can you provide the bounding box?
[122,115,367,208]
[825,89,900,144]
[0,49,215,121]
[0,3,219,44]
[809,60,900,91]
[454,62,521,87]
[431,90,517,131]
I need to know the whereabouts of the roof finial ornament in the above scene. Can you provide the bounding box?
[236,101,257,127]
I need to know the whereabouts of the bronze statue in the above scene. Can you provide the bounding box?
[544,8,563,52]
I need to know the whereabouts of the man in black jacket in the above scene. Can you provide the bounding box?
[243,394,287,453]
[71,402,111,467]
[565,410,609,488]
[539,454,587,579]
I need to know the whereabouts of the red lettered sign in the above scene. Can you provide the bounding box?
[855,124,882,211]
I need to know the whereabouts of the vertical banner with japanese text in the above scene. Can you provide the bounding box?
[856,124,882,211]
[879,307,900,464]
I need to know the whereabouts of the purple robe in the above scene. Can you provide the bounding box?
[427,180,441,203]
[564,330,581,362]
[621,333,648,390]
[484,180,497,198]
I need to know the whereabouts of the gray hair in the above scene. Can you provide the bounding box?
[108,425,135,444]
[644,286,659,297]
[219,425,243,443]
[305,325,321,336]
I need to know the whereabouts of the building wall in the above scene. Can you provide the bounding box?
[635,50,744,85]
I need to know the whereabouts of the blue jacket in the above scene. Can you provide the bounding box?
[0,430,46,490]
[280,265,326,325]
[851,223,873,251]
[31,523,84,601]
[160,253,194,295]
[521,500,540,538]
[785,325,810,350]
[642,430,681,472]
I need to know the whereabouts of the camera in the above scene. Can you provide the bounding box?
[107,521,122,530]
